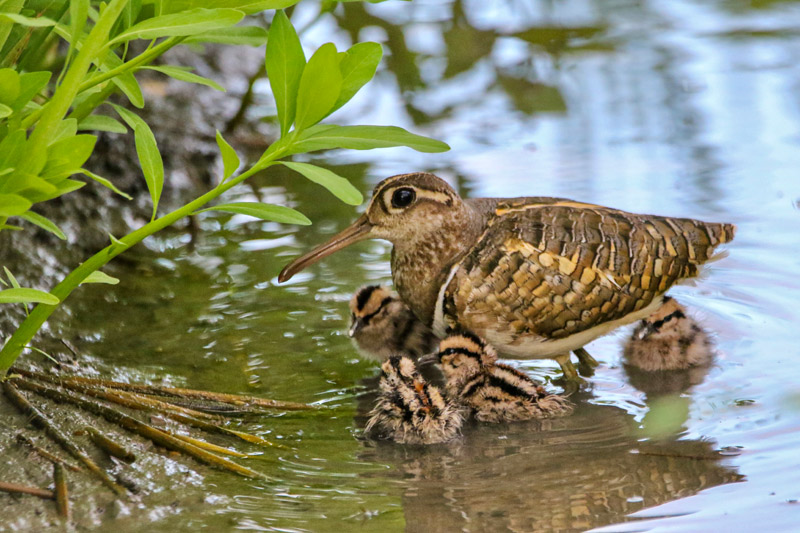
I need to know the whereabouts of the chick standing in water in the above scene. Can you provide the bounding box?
[624,297,714,371]
[432,333,573,423]
[365,356,463,444]
[349,285,438,361]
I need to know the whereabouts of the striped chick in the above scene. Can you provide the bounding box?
[365,356,463,444]
[435,333,573,423]
[349,285,438,361]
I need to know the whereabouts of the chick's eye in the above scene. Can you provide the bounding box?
[391,188,416,209]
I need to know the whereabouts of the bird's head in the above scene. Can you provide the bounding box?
[278,173,464,282]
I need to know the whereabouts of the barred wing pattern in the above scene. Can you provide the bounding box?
[442,200,735,340]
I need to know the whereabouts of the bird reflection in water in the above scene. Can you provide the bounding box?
[350,290,738,532]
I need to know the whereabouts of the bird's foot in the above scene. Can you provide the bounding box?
[554,354,587,393]
[573,347,599,377]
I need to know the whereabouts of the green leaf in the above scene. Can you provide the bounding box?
[78,114,127,133]
[294,43,342,131]
[164,0,299,15]
[0,0,24,53]
[0,13,57,27]
[98,50,145,108]
[0,68,20,106]
[12,71,51,112]
[112,105,163,218]
[3,267,20,289]
[51,179,86,197]
[53,119,78,144]
[291,125,451,154]
[79,169,132,200]
[0,171,57,197]
[183,25,268,46]
[0,103,11,118]
[69,0,88,48]
[281,162,362,205]
[197,202,311,225]
[67,0,89,77]
[18,211,67,240]
[265,10,305,137]
[109,8,245,44]
[332,42,381,113]
[81,271,120,285]
[0,193,31,216]
[112,71,145,108]
[41,134,97,181]
[0,129,25,169]
[143,65,225,92]
[0,288,59,305]
[215,130,239,180]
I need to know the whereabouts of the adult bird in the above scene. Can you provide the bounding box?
[279,173,735,383]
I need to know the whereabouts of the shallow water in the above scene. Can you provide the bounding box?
[7,0,800,531]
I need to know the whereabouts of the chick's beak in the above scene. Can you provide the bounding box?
[417,352,440,366]
[348,318,364,338]
[278,214,373,283]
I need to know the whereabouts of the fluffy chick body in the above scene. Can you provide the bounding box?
[436,333,573,423]
[349,285,438,361]
[365,356,463,444]
[624,297,714,371]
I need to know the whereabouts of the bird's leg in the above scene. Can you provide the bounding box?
[554,353,586,392]
[574,347,599,377]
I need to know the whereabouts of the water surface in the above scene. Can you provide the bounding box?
[11,0,800,531]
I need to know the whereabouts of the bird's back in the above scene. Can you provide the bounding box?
[437,198,735,353]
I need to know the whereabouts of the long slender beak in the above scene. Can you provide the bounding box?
[278,214,373,283]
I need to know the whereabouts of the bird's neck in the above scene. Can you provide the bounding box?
[390,203,485,325]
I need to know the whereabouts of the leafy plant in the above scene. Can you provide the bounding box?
[0,1,449,375]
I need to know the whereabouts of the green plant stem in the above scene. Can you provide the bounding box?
[0,148,285,375]
[78,36,185,94]
[20,0,127,172]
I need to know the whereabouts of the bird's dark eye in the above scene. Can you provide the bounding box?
[391,188,416,209]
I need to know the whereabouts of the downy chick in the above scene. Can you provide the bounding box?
[349,285,438,361]
[433,333,573,423]
[365,356,463,445]
[624,297,714,371]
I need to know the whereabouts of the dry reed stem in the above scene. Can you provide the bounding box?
[15,433,82,472]
[12,367,312,410]
[0,481,54,499]
[13,377,267,479]
[84,427,136,463]
[2,382,126,495]
[53,464,70,520]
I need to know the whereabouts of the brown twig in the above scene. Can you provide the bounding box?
[13,377,268,479]
[2,382,126,495]
[0,481,54,500]
[53,464,70,520]
[16,433,82,472]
